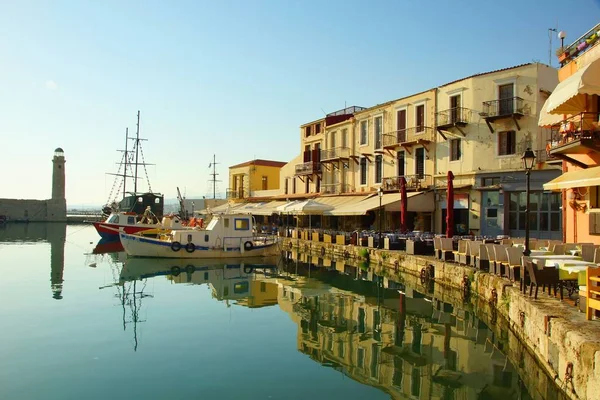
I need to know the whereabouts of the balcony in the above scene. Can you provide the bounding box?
[547,112,600,168]
[321,147,351,163]
[435,107,473,138]
[382,127,435,151]
[382,175,432,191]
[320,183,351,195]
[226,188,246,200]
[295,161,321,176]
[480,97,526,133]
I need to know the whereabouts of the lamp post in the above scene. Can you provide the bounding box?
[522,148,536,256]
[378,187,383,249]
[558,30,566,49]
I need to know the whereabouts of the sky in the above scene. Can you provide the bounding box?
[1,0,599,206]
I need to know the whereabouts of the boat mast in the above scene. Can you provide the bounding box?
[134,110,140,195]
[122,127,128,200]
[209,154,220,199]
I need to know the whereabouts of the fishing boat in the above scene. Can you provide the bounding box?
[119,212,280,259]
[93,111,165,239]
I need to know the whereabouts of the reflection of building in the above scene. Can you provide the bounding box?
[276,260,521,398]
[0,148,67,222]
[0,222,67,299]
[543,24,600,244]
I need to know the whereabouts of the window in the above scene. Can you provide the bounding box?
[415,148,425,178]
[498,83,515,115]
[234,218,250,230]
[315,123,321,134]
[330,131,336,148]
[360,120,368,145]
[375,155,383,184]
[397,151,405,176]
[127,216,135,224]
[509,191,561,232]
[341,129,348,148]
[450,138,461,161]
[498,130,516,156]
[450,94,461,123]
[305,126,311,136]
[224,218,229,228]
[374,116,383,149]
[292,178,296,194]
[591,186,600,208]
[261,176,267,190]
[482,177,501,186]
[416,104,425,132]
[360,157,368,185]
[284,178,288,194]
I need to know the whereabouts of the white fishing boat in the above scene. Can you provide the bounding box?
[119,212,280,259]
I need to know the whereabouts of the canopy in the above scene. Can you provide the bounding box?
[284,199,334,215]
[543,59,600,115]
[332,192,434,216]
[543,166,600,191]
[538,97,566,127]
[235,201,288,216]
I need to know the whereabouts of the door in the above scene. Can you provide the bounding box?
[396,110,406,143]
[415,148,425,179]
[450,95,461,123]
[397,150,405,177]
[481,191,503,237]
[498,84,514,115]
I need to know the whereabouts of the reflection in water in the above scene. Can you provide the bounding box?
[0,222,66,299]
[108,257,281,350]
[275,252,567,400]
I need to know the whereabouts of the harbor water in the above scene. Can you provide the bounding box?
[0,223,567,400]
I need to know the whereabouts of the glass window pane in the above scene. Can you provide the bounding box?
[509,212,518,230]
[519,192,527,211]
[529,192,539,212]
[509,193,519,212]
[519,212,526,230]
[550,213,560,231]
[540,213,548,231]
[541,193,549,211]
[529,212,538,231]
[550,193,560,211]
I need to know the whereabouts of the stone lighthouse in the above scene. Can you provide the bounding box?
[50,148,67,221]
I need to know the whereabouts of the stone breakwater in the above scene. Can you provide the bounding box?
[282,238,600,400]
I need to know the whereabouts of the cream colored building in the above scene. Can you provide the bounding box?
[434,63,562,238]
[227,159,287,201]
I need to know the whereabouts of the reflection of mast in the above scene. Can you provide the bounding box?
[49,223,67,299]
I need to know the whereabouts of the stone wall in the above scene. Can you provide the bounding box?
[0,198,67,222]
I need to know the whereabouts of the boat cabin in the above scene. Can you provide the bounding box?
[119,192,164,217]
[171,213,255,249]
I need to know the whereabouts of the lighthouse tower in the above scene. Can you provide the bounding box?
[50,148,67,221]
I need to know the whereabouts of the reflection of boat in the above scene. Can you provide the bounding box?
[92,238,124,254]
[120,213,279,259]
[121,256,280,302]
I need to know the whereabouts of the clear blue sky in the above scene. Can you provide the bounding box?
[1,0,599,206]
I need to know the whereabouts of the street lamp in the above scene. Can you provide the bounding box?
[521,148,536,256]
[378,187,383,249]
[558,30,566,49]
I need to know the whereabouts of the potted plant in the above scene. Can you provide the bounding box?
[556,46,569,63]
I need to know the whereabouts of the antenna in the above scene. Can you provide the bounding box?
[207,154,221,200]
[548,27,558,67]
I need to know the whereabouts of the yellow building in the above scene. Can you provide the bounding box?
[542,24,600,244]
[227,159,287,201]
[434,63,562,238]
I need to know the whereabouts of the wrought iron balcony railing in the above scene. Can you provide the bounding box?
[382,175,432,191]
[226,188,246,199]
[435,107,472,128]
[320,183,351,195]
[295,161,321,176]
[481,97,525,119]
[548,112,600,150]
[321,147,351,162]
[382,126,434,149]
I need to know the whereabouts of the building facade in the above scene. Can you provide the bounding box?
[434,63,562,239]
[543,23,600,245]
[227,159,287,201]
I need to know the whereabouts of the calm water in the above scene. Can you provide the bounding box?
[0,223,565,400]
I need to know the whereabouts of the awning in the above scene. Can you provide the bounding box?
[543,166,600,190]
[543,59,600,115]
[199,202,244,214]
[235,201,288,216]
[538,97,566,127]
[330,192,434,216]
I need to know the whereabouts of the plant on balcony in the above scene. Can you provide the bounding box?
[556,46,570,63]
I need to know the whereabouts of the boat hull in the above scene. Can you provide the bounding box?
[119,232,281,259]
[93,221,158,239]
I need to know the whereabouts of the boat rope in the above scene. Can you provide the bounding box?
[106,153,126,205]
[138,143,153,193]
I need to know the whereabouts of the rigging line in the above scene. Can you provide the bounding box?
[66,224,92,237]
[138,143,153,193]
